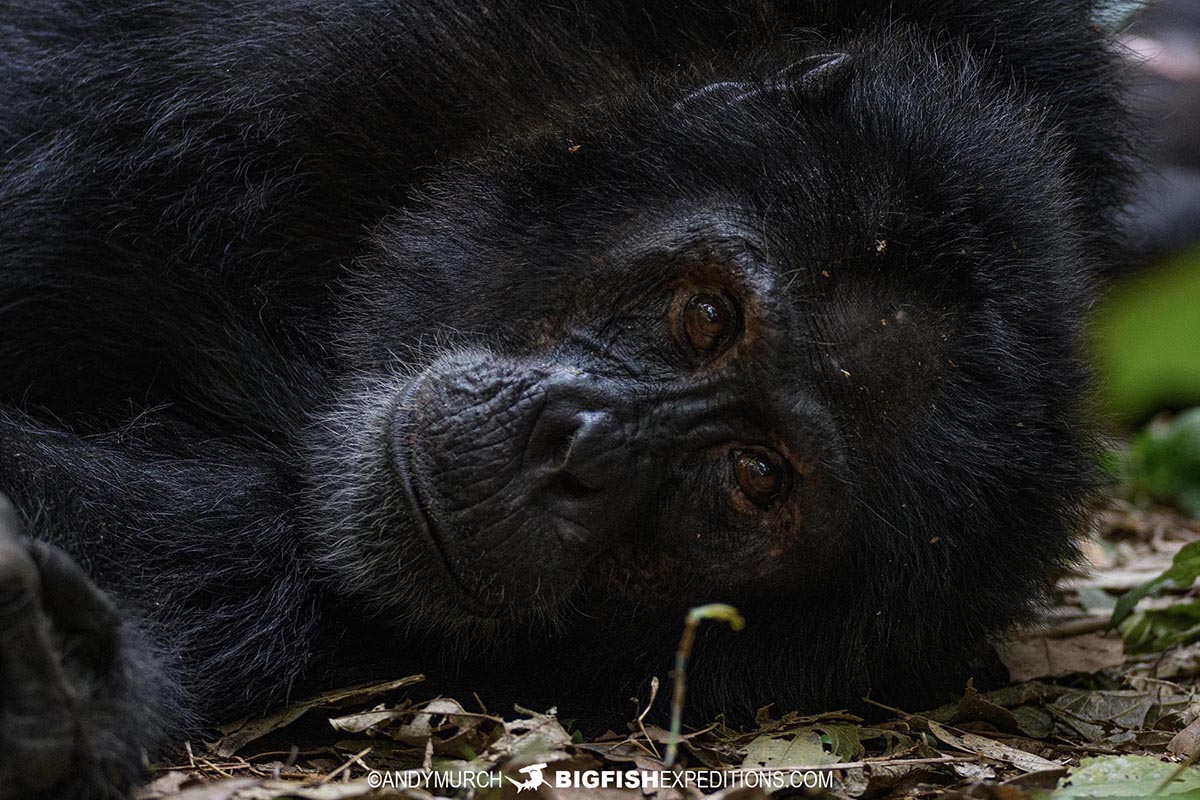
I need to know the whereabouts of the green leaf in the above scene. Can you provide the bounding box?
[742,731,838,769]
[1111,539,1200,626]
[1120,598,1200,654]
[815,724,865,762]
[1046,754,1200,798]
[1091,250,1200,425]
[1126,409,1200,518]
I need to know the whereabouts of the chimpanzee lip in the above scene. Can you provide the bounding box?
[390,375,503,618]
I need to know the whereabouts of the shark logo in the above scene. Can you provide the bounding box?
[505,762,549,792]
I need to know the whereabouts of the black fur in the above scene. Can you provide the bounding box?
[0,2,1132,797]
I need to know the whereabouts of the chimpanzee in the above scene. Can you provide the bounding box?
[0,1,1134,796]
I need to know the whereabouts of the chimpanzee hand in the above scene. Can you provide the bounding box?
[0,496,167,799]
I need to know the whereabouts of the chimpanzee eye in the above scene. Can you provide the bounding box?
[682,292,738,353]
[731,448,786,507]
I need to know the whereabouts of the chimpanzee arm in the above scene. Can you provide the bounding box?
[0,408,322,798]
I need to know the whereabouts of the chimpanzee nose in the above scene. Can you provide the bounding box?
[525,401,627,499]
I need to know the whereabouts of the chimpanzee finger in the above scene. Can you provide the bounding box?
[0,495,119,657]
[28,540,120,645]
[0,531,80,792]
[0,492,19,542]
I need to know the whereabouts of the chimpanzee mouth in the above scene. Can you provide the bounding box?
[389,377,503,618]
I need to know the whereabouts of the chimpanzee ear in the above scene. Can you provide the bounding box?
[673,52,851,111]
[770,52,852,93]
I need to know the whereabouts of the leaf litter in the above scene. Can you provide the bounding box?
[131,495,1200,799]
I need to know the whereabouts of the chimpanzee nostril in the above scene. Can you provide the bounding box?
[554,471,602,499]
[560,411,618,488]
[400,356,646,610]
[526,404,625,496]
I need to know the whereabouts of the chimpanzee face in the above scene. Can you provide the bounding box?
[316,43,1090,641]
[391,224,857,616]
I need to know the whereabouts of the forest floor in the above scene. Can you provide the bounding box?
[133,496,1200,800]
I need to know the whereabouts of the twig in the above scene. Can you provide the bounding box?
[862,697,912,717]
[156,762,252,773]
[318,747,372,784]
[196,757,238,779]
[631,676,661,758]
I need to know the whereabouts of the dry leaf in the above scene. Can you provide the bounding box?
[1169,716,1200,756]
[1000,633,1125,681]
[213,676,424,757]
[925,721,1061,773]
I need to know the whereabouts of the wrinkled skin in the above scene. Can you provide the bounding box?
[0,1,1133,797]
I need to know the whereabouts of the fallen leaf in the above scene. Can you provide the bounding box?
[951,761,996,780]
[131,772,195,799]
[171,780,423,799]
[1000,633,1125,681]
[485,707,573,761]
[212,676,424,757]
[1169,716,1200,757]
[1049,754,1200,798]
[386,698,504,759]
[741,732,836,769]
[1049,689,1161,742]
[816,724,865,762]
[925,720,1061,773]
[330,709,410,735]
